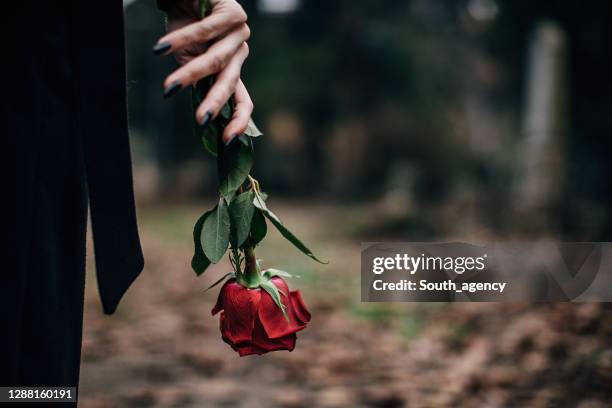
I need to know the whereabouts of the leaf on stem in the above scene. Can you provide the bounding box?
[203,200,231,263]
[205,272,236,291]
[244,117,263,137]
[219,141,253,202]
[250,209,267,246]
[199,0,211,18]
[192,210,213,276]
[229,191,255,248]
[192,79,219,157]
[253,197,328,264]
[263,268,298,279]
[200,122,219,157]
[220,101,232,121]
[260,279,289,321]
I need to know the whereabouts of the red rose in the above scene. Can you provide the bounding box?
[211,276,311,356]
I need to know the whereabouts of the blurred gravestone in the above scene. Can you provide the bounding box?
[513,20,568,233]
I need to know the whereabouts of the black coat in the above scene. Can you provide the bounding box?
[3,0,143,393]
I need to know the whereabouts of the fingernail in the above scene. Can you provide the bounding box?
[163,81,182,98]
[200,111,212,126]
[152,42,171,55]
[224,135,239,147]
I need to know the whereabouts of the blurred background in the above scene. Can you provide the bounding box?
[80,0,612,406]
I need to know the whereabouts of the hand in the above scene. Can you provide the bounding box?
[154,0,254,144]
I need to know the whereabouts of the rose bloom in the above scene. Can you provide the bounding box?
[211,277,311,356]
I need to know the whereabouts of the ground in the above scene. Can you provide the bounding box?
[79,202,612,407]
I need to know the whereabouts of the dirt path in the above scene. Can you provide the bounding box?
[79,204,612,407]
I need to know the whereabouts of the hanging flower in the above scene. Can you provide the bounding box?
[212,276,311,356]
[187,0,326,359]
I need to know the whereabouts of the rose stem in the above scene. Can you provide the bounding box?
[241,239,260,288]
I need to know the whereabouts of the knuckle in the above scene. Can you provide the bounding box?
[238,97,253,113]
[179,69,193,84]
[187,66,201,82]
[209,95,225,111]
[209,54,224,73]
[220,83,234,100]
[241,24,251,40]
[228,73,240,90]
[233,5,248,24]
[176,32,188,47]
[179,30,197,46]
[194,22,211,40]
[209,88,228,108]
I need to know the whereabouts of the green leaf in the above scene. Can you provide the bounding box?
[238,134,250,147]
[192,210,213,276]
[200,122,218,157]
[203,200,231,263]
[253,193,267,210]
[220,101,232,121]
[192,79,218,156]
[199,0,211,18]
[192,78,212,109]
[238,134,256,156]
[252,193,268,208]
[219,142,253,202]
[253,197,328,264]
[260,279,288,321]
[229,191,255,248]
[244,117,263,137]
[263,268,298,279]
[250,209,267,246]
[205,272,235,292]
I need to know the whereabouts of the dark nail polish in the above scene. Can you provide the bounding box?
[225,135,239,147]
[152,42,171,55]
[163,81,182,98]
[200,111,212,126]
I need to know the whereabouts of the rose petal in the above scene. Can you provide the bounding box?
[212,279,241,315]
[290,290,311,324]
[219,313,234,347]
[270,276,289,292]
[237,344,268,356]
[223,336,267,356]
[219,282,261,345]
[258,278,306,339]
[211,288,226,315]
[252,317,296,353]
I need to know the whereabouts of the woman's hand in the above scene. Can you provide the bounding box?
[154,0,254,144]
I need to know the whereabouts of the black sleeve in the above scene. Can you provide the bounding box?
[157,0,172,12]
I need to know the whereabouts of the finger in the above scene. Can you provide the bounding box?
[163,24,250,91]
[223,79,254,145]
[154,1,247,55]
[195,42,249,124]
